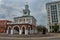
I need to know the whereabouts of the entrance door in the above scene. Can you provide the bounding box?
[22,27,25,34]
[13,27,19,34]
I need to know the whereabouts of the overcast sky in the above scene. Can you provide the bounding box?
[0,0,60,26]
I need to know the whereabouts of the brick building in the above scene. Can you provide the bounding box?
[0,20,11,33]
[6,4,37,35]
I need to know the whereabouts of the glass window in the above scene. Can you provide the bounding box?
[58,4,60,8]
[51,5,57,10]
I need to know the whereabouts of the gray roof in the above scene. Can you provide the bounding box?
[46,1,60,5]
[14,16,37,21]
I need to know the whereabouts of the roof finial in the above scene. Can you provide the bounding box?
[26,0,28,5]
[25,0,29,9]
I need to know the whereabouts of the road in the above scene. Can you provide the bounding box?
[0,36,60,40]
[0,33,60,40]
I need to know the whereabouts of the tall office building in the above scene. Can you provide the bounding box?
[46,1,60,32]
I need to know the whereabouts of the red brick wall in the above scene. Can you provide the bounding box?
[0,20,11,33]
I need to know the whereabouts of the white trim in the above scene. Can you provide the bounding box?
[12,25,20,30]
[25,30,28,35]
[6,30,9,34]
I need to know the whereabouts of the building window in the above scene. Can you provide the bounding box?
[59,11,60,15]
[25,12,27,15]
[23,19,25,22]
[51,5,57,10]
[58,4,60,9]
[51,8,58,23]
[20,19,22,22]
[49,26,51,29]
[26,19,30,22]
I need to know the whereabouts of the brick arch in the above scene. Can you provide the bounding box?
[7,26,11,30]
[21,25,26,34]
[7,26,11,34]
[12,25,20,30]
[21,25,26,30]
[12,25,20,34]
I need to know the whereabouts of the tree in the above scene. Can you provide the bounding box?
[42,27,47,34]
[37,25,43,32]
[53,24,59,32]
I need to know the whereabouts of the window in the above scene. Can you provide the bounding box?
[25,12,27,14]
[59,11,60,15]
[51,8,58,23]
[26,19,29,22]
[49,26,51,29]
[51,5,57,10]
[48,11,50,15]
[58,4,60,9]
[23,19,25,22]
[20,19,22,22]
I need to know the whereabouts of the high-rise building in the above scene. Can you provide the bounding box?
[46,1,60,32]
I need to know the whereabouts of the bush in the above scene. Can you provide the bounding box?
[52,24,59,32]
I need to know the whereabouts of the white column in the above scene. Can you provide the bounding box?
[6,30,8,34]
[25,30,28,35]
[11,30,13,35]
[19,30,22,35]
[48,26,50,32]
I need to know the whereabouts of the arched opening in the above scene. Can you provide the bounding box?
[13,26,19,34]
[8,27,11,34]
[22,27,25,34]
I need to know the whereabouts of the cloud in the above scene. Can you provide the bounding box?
[0,0,60,25]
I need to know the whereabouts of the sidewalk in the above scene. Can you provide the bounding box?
[0,33,60,38]
[0,33,57,37]
[0,33,60,40]
[0,34,60,40]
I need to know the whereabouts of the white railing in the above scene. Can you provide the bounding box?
[7,22,32,24]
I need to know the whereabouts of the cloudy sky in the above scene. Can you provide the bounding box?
[0,0,60,26]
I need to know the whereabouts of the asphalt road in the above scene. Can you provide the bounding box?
[0,33,60,40]
[0,36,60,40]
[40,37,60,40]
[0,38,60,40]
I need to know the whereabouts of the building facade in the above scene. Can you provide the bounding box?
[6,4,37,35]
[46,1,60,32]
[0,20,11,33]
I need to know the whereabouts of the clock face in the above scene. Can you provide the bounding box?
[25,12,27,14]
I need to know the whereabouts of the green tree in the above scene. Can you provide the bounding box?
[37,26,43,32]
[53,24,59,32]
[42,27,46,34]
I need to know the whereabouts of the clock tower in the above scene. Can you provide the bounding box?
[23,3,30,16]
[6,0,37,35]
